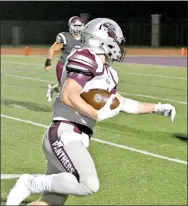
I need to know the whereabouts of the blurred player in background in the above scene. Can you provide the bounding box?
[44,16,84,102]
[6,18,176,206]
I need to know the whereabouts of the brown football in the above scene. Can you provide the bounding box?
[80,89,120,110]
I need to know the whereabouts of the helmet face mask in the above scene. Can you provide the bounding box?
[117,39,126,61]
[82,18,126,62]
[68,16,84,35]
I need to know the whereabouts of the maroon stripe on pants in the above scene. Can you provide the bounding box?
[56,61,64,86]
[48,121,80,181]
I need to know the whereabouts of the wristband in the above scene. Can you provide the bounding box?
[154,102,161,113]
[120,97,139,114]
[45,58,51,67]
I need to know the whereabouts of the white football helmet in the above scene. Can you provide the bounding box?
[68,16,84,35]
[82,18,126,62]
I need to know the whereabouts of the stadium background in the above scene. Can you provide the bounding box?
[0,1,187,47]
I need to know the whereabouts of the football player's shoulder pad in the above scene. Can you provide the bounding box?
[56,32,67,44]
[66,49,98,76]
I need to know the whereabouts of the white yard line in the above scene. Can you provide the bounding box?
[2,61,186,80]
[124,64,186,70]
[2,54,183,56]
[1,61,42,66]
[2,60,186,70]
[126,72,187,80]
[2,55,47,58]
[1,114,187,166]
[120,92,187,105]
[1,174,44,179]
[2,74,186,105]
[2,74,55,83]
[12,104,27,109]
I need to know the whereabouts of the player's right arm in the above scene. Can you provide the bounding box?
[115,92,176,122]
[61,49,122,121]
[62,78,98,120]
[44,33,65,71]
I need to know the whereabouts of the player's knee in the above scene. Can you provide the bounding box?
[85,176,100,194]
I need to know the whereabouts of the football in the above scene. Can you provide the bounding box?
[80,89,120,110]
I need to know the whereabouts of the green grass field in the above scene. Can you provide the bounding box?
[1,55,187,205]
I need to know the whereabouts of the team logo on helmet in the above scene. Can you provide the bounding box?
[82,18,126,62]
[103,23,117,42]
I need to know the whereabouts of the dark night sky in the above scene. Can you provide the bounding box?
[0,1,187,21]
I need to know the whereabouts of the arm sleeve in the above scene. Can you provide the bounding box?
[67,72,93,87]
[66,49,98,87]
[56,32,67,44]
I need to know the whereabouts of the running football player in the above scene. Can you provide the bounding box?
[6,18,176,206]
[45,16,84,102]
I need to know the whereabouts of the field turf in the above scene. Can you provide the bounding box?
[1,54,187,205]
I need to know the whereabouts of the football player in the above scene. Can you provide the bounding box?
[45,16,84,102]
[6,18,176,206]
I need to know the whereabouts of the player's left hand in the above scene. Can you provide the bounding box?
[96,94,123,122]
[155,102,176,122]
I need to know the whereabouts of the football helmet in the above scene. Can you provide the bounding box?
[82,18,126,62]
[68,16,84,35]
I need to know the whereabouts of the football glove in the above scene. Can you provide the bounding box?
[96,94,122,122]
[155,102,176,122]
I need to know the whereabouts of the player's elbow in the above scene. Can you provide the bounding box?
[61,91,75,108]
[61,92,70,105]
[48,48,54,56]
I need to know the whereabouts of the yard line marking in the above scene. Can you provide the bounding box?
[1,114,49,128]
[126,72,187,80]
[2,60,186,69]
[123,63,186,69]
[12,104,27,109]
[2,55,47,58]
[2,74,186,105]
[92,138,187,165]
[1,61,42,66]
[1,55,182,58]
[1,174,43,179]
[2,74,55,83]
[1,60,58,66]
[2,62,185,78]
[1,114,187,165]
[2,61,186,80]
[120,92,187,105]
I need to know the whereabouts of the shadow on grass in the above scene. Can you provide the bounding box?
[99,121,187,144]
[1,99,51,113]
[173,133,188,142]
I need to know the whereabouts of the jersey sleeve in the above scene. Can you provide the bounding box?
[67,72,93,87]
[56,32,67,44]
[66,49,98,87]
